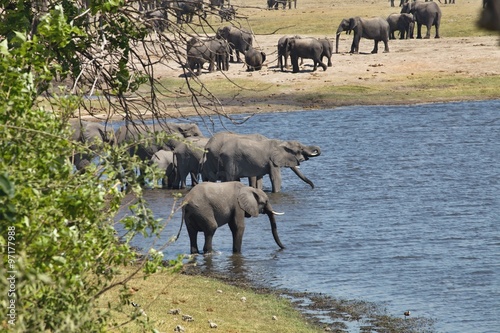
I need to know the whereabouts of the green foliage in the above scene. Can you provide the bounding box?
[0,1,183,332]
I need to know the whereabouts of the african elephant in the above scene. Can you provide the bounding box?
[179,181,285,253]
[144,7,169,33]
[202,132,321,193]
[286,36,327,73]
[172,136,209,189]
[245,46,266,71]
[186,37,229,75]
[150,149,175,189]
[387,13,414,39]
[216,26,253,63]
[174,0,206,24]
[277,35,296,71]
[335,17,390,54]
[401,1,441,39]
[69,119,116,170]
[317,37,333,67]
[115,122,203,162]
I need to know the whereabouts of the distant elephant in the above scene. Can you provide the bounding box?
[216,26,253,63]
[317,37,333,67]
[245,46,266,71]
[174,0,206,24]
[286,36,327,73]
[401,1,441,39]
[150,149,175,188]
[186,37,229,75]
[277,35,296,71]
[335,17,390,54]
[218,5,236,22]
[69,119,116,170]
[179,181,285,253]
[477,0,499,33]
[115,122,203,162]
[203,132,321,193]
[144,7,169,33]
[387,13,414,39]
[172,136,209,189]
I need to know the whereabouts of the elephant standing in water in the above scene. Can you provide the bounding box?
[69,119,116,170]
[202,132,321,193]
[172,136,209,189]
[400,1,441,39]
[179,182,285,254]
[335,17,390,54]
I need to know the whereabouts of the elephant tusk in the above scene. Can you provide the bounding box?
[272,210,285,216]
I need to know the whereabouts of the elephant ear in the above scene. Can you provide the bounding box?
[349,17,358,31]
[271,142,300,168]
[237,188,260,217]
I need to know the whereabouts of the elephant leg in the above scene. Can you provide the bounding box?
[190,171,199,186]
[187,227,200,254]
[203,229,216,253]
[318,58,327,71]
[424,23,432,39]
[256,176,263,190]
[269,166,282,193]
[382,39,389,53]
[434,24,440,38]
[416,23,423,39]
[291,55,300,73]
[371,41,379,54]
[229,221,245,253]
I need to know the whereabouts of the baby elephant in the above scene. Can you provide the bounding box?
[245,47,266,71]
[179,182,285,254]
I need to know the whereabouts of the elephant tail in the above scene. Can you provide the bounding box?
[176,208,185,241]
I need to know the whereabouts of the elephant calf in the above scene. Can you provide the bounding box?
[179,182,285,254]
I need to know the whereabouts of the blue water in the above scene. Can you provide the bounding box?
[117,100,500,333]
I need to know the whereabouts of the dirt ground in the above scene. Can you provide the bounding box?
[150,33,500,117]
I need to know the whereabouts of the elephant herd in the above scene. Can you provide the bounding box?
[185,0,444,75]
[69,119,321,254]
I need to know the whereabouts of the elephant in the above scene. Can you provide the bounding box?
[186,37,230,75]
[174,0,206,24]
[317,37,333,67]
[144,7,169,33]
[202,132,321,193]
[244,46,266,71]
[69,119,116,170]
[335,17,390,54]
[387,13,415,39]
[277,35,296,71]
[477,0,500,33]
[172,136,209,189]
[115,122,203,161]
[285,36,327,73]
[150,149,175,188]
[401,1,441,39]
[179,181,285,254]
[267,0,297,10]
[218,5,236,22]
[216,26,253,63]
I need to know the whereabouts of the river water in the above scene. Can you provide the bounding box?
[117,100,500,333]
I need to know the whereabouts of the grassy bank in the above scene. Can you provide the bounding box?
[98,265,323,332]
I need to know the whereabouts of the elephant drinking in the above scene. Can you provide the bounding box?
[179,181,285,253]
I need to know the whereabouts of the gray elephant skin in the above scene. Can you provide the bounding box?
[216,26,253,63]
[186,37,229,75]
[245,46,266,71]
[202,132,321,193]
[179,181,285,254]
[286,37,328,73]
[336,17,390,54]
[172,136,209,189]
[115,122,203,161]
[150,149,175,188]
[401,1,441,39]
[69,119,116,170]
[387,13,414,39]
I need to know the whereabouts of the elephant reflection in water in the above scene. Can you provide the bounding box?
[201,132,321,193]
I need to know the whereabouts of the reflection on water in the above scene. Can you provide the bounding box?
[117,100,500,333]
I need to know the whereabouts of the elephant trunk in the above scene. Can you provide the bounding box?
[266,204,285,249]
[335,32,341,54]
[290,166,314,189]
